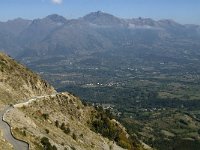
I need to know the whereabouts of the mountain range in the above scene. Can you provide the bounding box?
[1,11,200,61]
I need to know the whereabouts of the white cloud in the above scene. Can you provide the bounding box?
[51,0,63,4]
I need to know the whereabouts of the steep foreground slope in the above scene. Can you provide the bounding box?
[0,52,143,150]
[0,130,13,150]
[5,93,130,150]
[0,52,56,109]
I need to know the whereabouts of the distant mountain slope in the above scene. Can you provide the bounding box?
[0,11,199,60]
[0,18,31,35]
[0,52,56,108]
[82,11,124,26]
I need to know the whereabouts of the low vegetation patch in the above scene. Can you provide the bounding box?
[90,106,133,149]
[41,137,57,150]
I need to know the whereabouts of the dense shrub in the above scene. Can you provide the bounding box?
[42,113,49,120]
[60,123,65,130]
[45,129,50,134]
[55,120,59,127]
[41,137,57,150]
[72,133,77,141]
[64,127,71,134]
[91,108,132,149]
[71,146,76,150]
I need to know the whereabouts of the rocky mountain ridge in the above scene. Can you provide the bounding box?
[1,11,200,59]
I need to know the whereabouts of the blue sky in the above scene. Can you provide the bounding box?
[0,0,200,24]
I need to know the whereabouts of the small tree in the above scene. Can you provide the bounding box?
[22,130,26,136]
[55,120,59,127]
[198,129,200,135]
[42,113,49,120]
[71,146,76,150]
[45,129,49,134]
[52,145,57,150]
[41,137,57,150]
[60,123,65,130]
[41,137,50,146]
[64,127,71,134]
[72,133,77,141]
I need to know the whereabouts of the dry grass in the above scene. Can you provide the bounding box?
[5,93,126,150]
[0,130,13,150]
[0,52,56,105]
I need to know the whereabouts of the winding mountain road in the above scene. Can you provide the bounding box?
[0,93,57,150]
[0,106,29,150]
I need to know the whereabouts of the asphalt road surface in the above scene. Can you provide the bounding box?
[0,106,29,150]
[0,94,57,150]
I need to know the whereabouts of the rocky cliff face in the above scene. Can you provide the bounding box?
[0,52,56,108]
